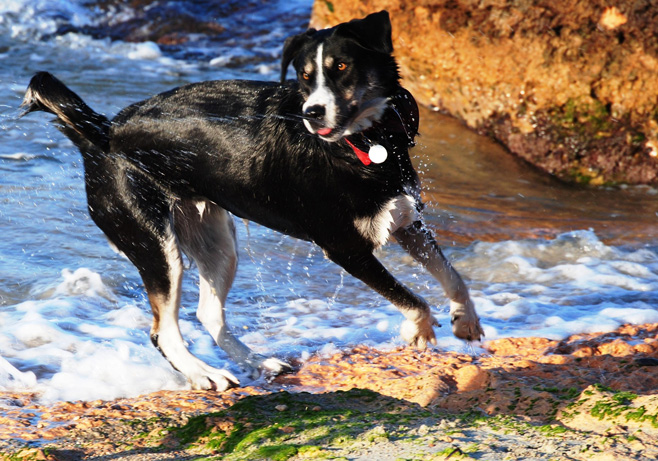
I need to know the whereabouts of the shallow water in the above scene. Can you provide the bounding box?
[1,0,657,402]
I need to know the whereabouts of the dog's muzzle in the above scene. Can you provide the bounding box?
[303,105,333,136]
[304,104,325,121]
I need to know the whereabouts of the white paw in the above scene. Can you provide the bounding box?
[188,367,240,391]
[260,357,294,376]
[450,299,484,342]
[400,315,440,349]
[241,355,293,380]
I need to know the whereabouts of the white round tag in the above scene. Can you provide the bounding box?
[368,144,388,164]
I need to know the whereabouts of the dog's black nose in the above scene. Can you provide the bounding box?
[304,105,325,121]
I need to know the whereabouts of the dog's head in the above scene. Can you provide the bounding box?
[281,11,400,142]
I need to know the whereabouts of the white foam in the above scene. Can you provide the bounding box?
[126,41,162,60]
[43,340,185,403]
[13,313,67,347]
[52,32,169,65]
[0,356,37,390]
[0,152,37,160]
[464,230,657,341]
[105,305,152,330]
[54,268,115,300]
[1,0,92,39]
[0,212,656,402]
[599,306,658,324]
[0,269,189,402]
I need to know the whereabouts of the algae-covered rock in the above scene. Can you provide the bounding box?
[310,1,658,185]
[558,384,658,435]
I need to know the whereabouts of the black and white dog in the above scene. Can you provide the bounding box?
[21,11,483,391]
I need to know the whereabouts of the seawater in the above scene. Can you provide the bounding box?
[1,0,657,403]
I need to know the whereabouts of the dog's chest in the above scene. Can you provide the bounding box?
[284,131,420,248]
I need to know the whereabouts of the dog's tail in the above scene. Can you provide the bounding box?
[21,72,110,152]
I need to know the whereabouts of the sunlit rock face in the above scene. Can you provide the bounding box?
[310,1,658,185]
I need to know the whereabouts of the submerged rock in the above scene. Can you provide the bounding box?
[310,1,658,185]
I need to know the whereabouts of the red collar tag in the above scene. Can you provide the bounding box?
[345,138,372,166]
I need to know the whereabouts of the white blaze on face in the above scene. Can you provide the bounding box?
[302,44,338,134]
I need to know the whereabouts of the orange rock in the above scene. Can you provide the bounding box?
[634,344,656,354]
[485,337,555,356]
[572,346,595,357]
[598,339,635,357]
[454,365,491,392]
[310,1,658,185]
[515,359,536,369]
[599,6,627,30]
[541,355,572,365]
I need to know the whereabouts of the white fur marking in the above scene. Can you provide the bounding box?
[355,195,418,248]
[195,200,207,218]
[163,227,184,297]
[302,44,337,133]
[107,240,127,259]
[343,97,389,136]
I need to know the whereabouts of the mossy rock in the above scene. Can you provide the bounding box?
[558,384,658,435]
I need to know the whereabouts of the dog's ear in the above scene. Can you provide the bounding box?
[280,29,316,83]
[334,10,393,55]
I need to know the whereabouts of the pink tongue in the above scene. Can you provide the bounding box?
[317,128,332,136]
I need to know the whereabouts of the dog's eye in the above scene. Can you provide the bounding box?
[337,62,347,71]
[302,72,310,80]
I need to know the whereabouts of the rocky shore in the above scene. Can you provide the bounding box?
[2,323,657,460]
[310,1,658,185]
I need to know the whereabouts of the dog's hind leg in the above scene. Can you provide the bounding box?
[90,171,239,391]
[173,200,292,379]
[393,222,484,342]
[145,226,240,390]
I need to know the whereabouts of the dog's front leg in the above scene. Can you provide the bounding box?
[393,222,483,342]
[326,250,439,348]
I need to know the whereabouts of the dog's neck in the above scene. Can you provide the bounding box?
[343,88,419,166]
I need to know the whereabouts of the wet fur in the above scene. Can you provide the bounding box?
[21,11,483,390]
